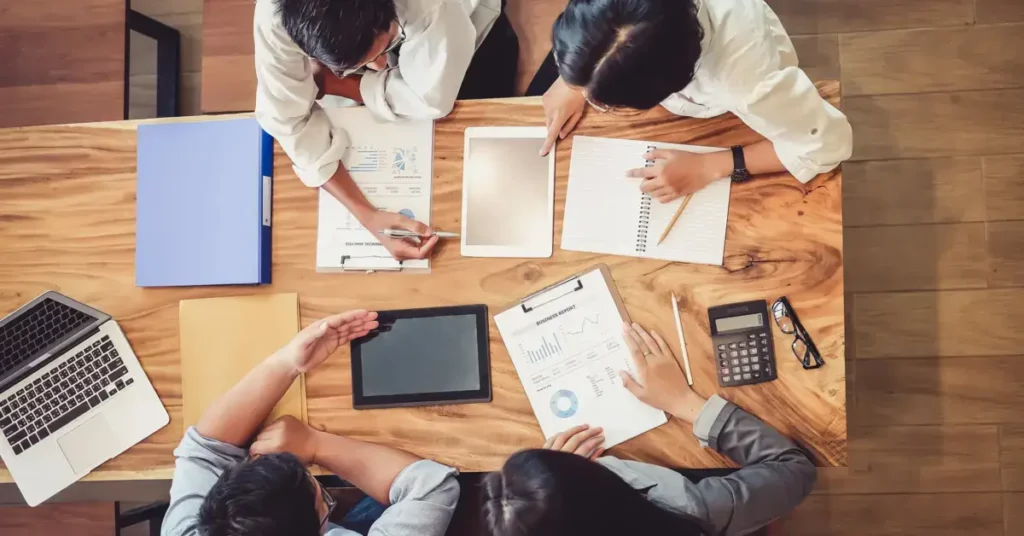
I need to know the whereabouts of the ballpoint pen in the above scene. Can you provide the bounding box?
[380,229,460,239]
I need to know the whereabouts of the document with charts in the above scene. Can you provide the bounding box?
[494,266,667,447]
[316,106,433,272]
[562,136,731,266]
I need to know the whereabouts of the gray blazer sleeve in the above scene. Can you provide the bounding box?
[599,395,816,536]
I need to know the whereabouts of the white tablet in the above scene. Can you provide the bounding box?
[461,126,555,258]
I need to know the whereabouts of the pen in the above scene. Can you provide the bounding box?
[381,229,460,239]
[671,292,694,386]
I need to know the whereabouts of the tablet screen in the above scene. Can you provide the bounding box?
[463,137,550,248]
[351,305,491,408]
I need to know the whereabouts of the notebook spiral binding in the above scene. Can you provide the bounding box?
[635,145,655,254]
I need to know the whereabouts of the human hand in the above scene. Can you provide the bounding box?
[619,323,707,423]
[627,149,732,203]
[365,210,440,261]
[543,424,606,460]
[250,415,324,465]
[540,77,586,156]
[274,310,379,374]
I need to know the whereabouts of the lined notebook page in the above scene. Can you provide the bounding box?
[645,142,731,265]
[562,136,731,266]
[562,137,647,257]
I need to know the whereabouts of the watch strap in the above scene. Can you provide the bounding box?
[730,145,751,183]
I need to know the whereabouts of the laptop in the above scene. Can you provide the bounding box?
[0,291,169,506]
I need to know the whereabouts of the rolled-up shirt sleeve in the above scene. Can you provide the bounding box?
[360,1,477,121]
[253,0,349,187]
[731,65,853,183]
[367,460,460,536]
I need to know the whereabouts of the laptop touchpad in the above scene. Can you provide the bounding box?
[58,415,115,474]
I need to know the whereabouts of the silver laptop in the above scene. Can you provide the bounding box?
[0,291,168,506]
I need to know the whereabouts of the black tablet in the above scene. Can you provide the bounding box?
[351,304,491,409]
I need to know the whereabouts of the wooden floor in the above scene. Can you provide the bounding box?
[774,0,1024,534]
[5,0,1024,533]
[0,502,113,535]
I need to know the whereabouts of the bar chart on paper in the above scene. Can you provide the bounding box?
[495,268,667,446]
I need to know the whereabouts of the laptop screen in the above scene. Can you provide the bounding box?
[0,298,99,387]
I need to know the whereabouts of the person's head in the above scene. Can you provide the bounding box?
[552,0,704,111]
[197,453,334,536]
[481,449,709,536]
[278,0,404,75]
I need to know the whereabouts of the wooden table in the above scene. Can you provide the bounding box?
[0,82,846,482]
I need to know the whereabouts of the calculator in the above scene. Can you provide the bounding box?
[708,300,778,387]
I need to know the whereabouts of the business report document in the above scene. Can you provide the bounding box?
[316,106,433,272]
[494,268,667,447]
[562,136,731,266]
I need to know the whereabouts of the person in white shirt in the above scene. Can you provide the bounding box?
[256,0,555,261]
[541,0,853,202]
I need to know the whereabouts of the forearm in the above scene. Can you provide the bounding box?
[321,166,377,223]
[696,397,813,468]
[691,398,816,534]
[706,140,787,179]
[195,353,299,447]
[312,431,421,504]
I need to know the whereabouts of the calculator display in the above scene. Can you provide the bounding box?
[715,313,763,333]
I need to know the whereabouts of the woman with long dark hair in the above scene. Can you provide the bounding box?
[539,0,852,204]
[481,323,816,536]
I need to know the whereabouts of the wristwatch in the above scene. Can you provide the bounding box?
[729,145,751,183]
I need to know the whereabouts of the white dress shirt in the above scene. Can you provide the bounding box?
[254,0,501,187]
[661,0,852,182]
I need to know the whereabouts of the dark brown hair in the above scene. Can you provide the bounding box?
[481,449,709,536]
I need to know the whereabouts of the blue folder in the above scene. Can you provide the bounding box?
[135,118,273,287]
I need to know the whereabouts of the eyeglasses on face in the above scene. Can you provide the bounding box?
[582,92,645,116]
[771,297,825,370]
[316,478,337,528]
[333,23,406,78]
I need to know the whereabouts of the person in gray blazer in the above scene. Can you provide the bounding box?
[482,322,817,536]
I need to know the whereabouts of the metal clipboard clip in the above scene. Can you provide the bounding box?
[339,255,403,273]
[520,276,585,313]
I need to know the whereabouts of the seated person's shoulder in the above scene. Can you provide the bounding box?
[701,0,783,86]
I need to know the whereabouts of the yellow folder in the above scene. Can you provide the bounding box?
[179,293,306,429]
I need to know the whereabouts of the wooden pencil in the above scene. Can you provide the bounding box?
[656,193,693,245]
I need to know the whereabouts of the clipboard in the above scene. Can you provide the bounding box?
[510,264,630,321]
[493,263,667,447]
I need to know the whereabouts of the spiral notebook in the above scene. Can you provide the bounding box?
[561,136,731,266]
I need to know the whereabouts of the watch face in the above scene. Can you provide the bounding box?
[730,170,752,183]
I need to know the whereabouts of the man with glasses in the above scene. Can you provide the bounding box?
[255,0,521,262]
[161,309,461,536]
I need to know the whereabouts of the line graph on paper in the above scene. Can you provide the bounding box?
[563,314,600,337]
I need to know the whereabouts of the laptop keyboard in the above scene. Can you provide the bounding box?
[0,298,94,378]
[0,335,134,456]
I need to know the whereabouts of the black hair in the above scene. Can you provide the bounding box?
[552,0,704,110]
[481,449,709,536]
[278,0,396,70]
[196,453,320,536]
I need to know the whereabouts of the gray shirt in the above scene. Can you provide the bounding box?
[598,395,817,536]
[161,427,460,536]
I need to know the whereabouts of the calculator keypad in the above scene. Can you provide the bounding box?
[716,330,776,387]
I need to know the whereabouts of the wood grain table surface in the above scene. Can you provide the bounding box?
[0,82,846,482]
